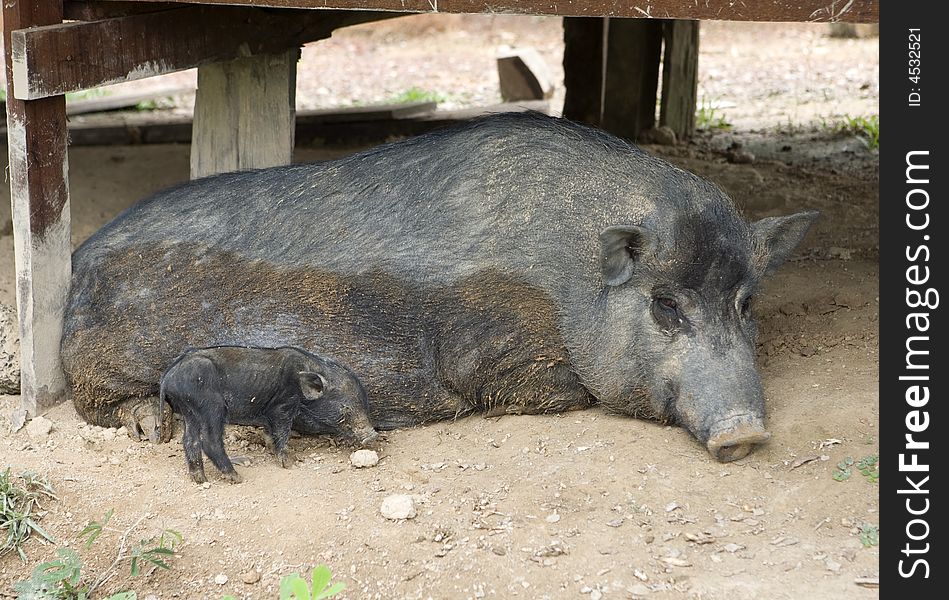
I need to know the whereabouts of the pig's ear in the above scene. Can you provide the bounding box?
[751,211,819,276]
[299,371,328,398]
[599,225,656,287]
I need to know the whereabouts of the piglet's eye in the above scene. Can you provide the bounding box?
[740,296,753,316]
[656,297,677,310]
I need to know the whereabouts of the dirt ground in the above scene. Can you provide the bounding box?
[1,16,878,600]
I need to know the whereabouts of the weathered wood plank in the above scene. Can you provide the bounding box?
[95,0,880,23]
[601,17,663,141]
[191,49,299,178]
[3,0,72,416]
[63,1,181,20]
[11,8,394,100]
[562,17,604,126]
[65,86,193,115]
[659,20,699,139]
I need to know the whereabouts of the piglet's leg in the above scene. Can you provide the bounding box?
[199,411,243,484]
[266,406,297,469]
[182,419,207,484]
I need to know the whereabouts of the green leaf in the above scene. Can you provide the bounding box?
[315,581,346,600]
[280,573,305,600]
[311,565,332,595]
[130,556,140,577]
[24,518,55,543]
[104,592,138,600]
[832,468,851,482]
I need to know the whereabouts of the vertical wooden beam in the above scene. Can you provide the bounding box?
[601,18,663,141]
[191,48,299,179]
[659,20,700,140]
[3,0,72,416]
[562,17,605,126]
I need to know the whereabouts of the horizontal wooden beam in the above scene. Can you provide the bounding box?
[92,0,879,23]
[63,1,183,21]
[11,7,393,100]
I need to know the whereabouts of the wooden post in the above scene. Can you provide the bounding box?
[659,20,700,140]
[3,0,72,415]
[562,17,605,126]
[191,48,299,179]
[601,17,663,141]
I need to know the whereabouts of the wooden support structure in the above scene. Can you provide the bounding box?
[562,17,605,127]
[563,17,664,141]
[191,49,299,178]
[601,18,663,141]
[659,20,700,140]
[88,0,879,22]
[11,8,390,100]
[3,0,72,416]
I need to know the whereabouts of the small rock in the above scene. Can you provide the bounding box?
[241,569,261,584]
[545,513,561,523]
[10,408,27,433]
[25,416,53,439]
[381,494,416,520]
[116,426,129,438]
[350,449,380,468]
[825,558,842,573]
[641,126,677,146]
[629,583,651,596]
[201,482,211,490]
[491,546,506,556]
[723,543,744,553]
[726,145,756,164]
[214,573,228,585]
[590,589,603,600]
[100,428,116,442]
[827,247,853,261]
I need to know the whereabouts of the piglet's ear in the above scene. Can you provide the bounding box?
[752,211,819,276]
[599,225,656,287]
[299,371,328,398]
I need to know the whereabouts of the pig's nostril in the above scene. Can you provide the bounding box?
[706,423,771,462]
[712,442,753,462]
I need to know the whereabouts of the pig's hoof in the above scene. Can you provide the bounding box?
[120,397,173,443]
[190,470,208,485]
[276,451,294,469]
[223,471,244,484]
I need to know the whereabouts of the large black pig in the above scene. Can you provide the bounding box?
[62,112,816,462]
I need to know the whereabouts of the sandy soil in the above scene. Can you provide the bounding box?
[1,16,878,600]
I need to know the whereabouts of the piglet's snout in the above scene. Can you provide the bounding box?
[705,415,771,462]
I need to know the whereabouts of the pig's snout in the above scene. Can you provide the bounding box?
[705,415,771,462]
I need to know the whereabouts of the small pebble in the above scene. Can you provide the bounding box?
[241,569,261,584]
[214,573,228,585]
[25,416,53,439]
[545,513,561,523]
[350,449,380,468]
[380,494,416,520]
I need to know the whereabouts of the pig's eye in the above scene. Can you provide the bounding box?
[652,296,682,331]
[740,296,753,317]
